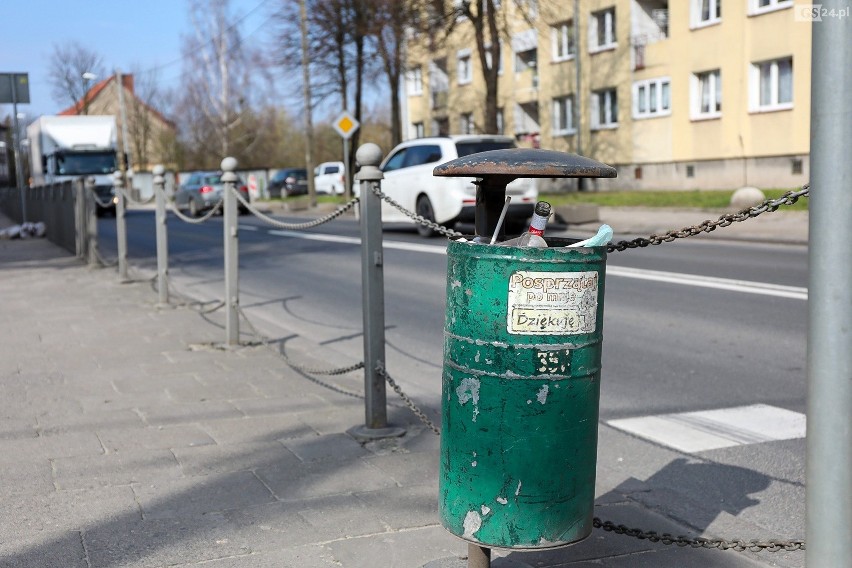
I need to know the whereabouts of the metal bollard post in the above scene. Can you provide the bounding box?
[221,157,240,346]
[85,176,100,268]
[75,178,86,260]
[347,143,405,442]
[153,165,169,307]
[113,170,129,282]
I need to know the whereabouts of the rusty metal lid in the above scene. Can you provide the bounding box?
[433,148,617,179]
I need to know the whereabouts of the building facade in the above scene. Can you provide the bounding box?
[59,75,177,172]
[402,0,811,190]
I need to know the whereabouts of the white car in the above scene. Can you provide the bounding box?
[314,161,346,195]
[375,135,538,237]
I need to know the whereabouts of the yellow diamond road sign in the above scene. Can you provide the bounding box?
[333,110,360,139]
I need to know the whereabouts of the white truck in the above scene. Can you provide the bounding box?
[27,115,119,215]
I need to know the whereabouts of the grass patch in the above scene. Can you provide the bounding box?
[542,188,808,211]
[257,194,350,205]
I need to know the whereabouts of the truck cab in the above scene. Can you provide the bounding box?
[28,116,119,216]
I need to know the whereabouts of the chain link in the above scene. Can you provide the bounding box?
[592,518,805,552]
[119,187,156,206]
[167,197,224,224]
[371,186,464,239]
[376,362,442,436]
[383,365,805,551]
[608,185,809,252]
[154,180,806,553]
[235,305,366,399]
[233,188,359,230]
[87,186,116,209]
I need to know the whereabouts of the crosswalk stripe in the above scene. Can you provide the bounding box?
[607,404,806,453]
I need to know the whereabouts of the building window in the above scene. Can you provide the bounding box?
[749,0,793,15]
[686,165,695,178]
[791,158,803,174]
[691,0,721,27]
[407,67,423,96]
[633,77,671,119]
[551,21,575,62]
[589,8,617,52]
[591,88,618,129]
[460,113,475,134]
[457,49,472,85]
[552,95,575,135]
[496,108,504,134]
[691,69,721,119]
[751,57,793,111]
[413,122,425,138]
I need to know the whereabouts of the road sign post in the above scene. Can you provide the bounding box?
[332,110,360,200]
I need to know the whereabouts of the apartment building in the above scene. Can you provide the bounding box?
[402,0,811,190]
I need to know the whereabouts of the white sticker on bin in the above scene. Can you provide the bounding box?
[507,271,599,335]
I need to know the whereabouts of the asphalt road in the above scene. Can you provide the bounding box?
[100,209,807,418]
[98,209,809,566]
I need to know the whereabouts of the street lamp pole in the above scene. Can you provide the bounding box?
[81,72,97,115]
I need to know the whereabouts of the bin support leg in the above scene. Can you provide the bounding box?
[468,544,490,568]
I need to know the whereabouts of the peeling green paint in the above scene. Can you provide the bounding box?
[440,238,606,550]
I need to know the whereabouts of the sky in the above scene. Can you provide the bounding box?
[0,0,281,121]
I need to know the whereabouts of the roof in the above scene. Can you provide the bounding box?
[58,75,175,129]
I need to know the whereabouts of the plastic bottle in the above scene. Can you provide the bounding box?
[498,201,552,247]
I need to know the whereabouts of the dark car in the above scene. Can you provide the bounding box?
[269,168,308,198]
[174,171,250,217]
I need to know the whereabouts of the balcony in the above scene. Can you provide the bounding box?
[431,90,448,111]
[631,0,669,71]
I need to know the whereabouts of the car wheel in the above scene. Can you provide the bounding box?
[416,195,438,238]
[189,198,199,217]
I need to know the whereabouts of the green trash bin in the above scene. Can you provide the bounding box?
[440,236,607,550]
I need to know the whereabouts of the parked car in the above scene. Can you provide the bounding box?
[369,135,538,237]
[174,171,249,216]
[269,168,308,198]
[314,161,345,195]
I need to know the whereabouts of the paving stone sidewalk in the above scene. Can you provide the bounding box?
[0,215,797,567]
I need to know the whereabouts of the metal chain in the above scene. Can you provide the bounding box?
[167,197,223,224]
[608,185,809,252]
[592,518,805,552]
[87,186,116,209]
[371,186,464,239]
[235,305,366,399]
[119,187,156,206]
[389,367,805,551]
[376,362,442,436]
[233,188,359,230]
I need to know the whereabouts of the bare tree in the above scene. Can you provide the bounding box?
[177,0,273,165]
[47,41,106,114]
[456,0,502,134]
[371,0,426,146]
[124,68,168,170]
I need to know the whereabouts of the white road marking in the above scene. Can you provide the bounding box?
[607,404,806,453]
[265,230,807,300]
[607,266,807,300]
[239,225,259,231]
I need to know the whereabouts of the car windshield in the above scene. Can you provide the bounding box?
[57,151,116,176]
[285,169,308,180]
[203,175,222,185]
[455,140,514,158]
